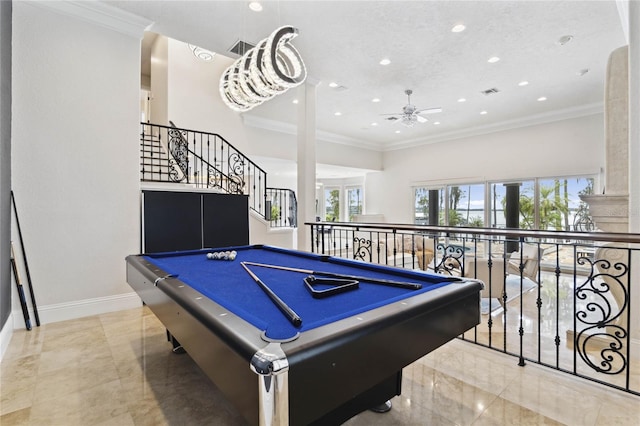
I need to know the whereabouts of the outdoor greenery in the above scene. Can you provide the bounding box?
[325,189,340,221]
[516,180,570,230]
[270,203,280,222]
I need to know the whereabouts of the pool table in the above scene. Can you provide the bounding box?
[125,245,482,426]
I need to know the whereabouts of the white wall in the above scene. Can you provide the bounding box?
[367,113,605,223]
[165,38,250,153]
[244,124,383,172]
[11,2,143,323]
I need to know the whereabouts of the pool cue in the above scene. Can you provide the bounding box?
[240,262,302,327]
[10,191,40,326]
[10,242,32,330]
[242,261,423,290]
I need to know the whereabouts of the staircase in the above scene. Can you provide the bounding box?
[139,122,297,228]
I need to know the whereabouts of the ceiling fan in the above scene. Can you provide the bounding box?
[382,89,442,127]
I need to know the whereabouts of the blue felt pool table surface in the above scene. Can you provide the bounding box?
[143,245,461,340]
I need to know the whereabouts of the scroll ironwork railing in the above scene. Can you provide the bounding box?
[140,122,296,227]
[307,221,640,397]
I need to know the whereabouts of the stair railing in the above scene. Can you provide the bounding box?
[266,187,298,228]
[140,122,296,227]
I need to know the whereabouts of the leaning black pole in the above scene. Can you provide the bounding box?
[10,190,40,326]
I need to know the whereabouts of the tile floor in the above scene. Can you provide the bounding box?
[1,306,639,425]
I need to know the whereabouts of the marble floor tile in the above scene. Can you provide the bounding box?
[1,306,638,425]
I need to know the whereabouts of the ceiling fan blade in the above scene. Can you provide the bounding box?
[381,113,402,116]
[416,107,443,115]
[415,115,428,123]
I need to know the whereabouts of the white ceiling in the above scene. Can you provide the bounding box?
[108,0,627,153]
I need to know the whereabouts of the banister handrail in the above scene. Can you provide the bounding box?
[167,120,268,178]
[306,221,640,244]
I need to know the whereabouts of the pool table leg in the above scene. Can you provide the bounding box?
[166,329,186,354]
[370,400,392,413]
[250,342,290,426]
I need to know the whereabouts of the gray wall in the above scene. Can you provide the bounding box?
[0,0,12,331]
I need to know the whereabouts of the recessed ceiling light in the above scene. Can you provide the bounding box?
[537,96,547,102]
[248,2,263,12]
[518,81,529,86]
[394,130,401,134]
[328,82,339,88]
[371,122,378,126]
[334,112,342,116]
[480,111,488,115]
[433,121,440,125]
[371,98,381,103]
[457,98,466,103]
[451,24,466,33]
[379,58,391,66]
[292,99,299,104]
[488,56,500,63]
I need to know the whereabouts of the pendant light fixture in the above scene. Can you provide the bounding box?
[220,26,307,112]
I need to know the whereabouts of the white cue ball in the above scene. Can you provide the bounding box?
[206,253,213,259]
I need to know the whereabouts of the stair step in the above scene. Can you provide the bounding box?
[141,157,169,164]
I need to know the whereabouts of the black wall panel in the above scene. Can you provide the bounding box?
[143,191,202,253]
[142,191,249,253]
[203,193,249,248]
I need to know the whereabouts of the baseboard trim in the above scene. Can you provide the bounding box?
[12,292,142,328]
[0,313,14,361]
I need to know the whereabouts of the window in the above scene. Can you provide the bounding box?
[415,175,595,231]
[414,187,445,225]
[489,180,534,229]
[537,177,594,232]
[346,187,363,221]
[324,187,340,221]
[449,184,485,227]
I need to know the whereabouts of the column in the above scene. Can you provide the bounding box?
[504,183,520,253]
[428,189,439,225]
[626,0,640,342]
[296,79,320,252]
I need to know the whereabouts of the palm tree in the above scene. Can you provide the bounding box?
[517,185,568,230]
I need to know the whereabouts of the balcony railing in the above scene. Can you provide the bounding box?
[307,221,640,396]
[140,122,296,227]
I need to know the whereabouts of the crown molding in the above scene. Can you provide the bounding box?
[244,102,604,153]
[383,102,605,152]
[25,0,153,39]
[242,114,383,151]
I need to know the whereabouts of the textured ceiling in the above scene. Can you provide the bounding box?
[108,0,627,151]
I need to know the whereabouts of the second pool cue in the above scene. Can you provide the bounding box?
[10,242,32,330]
[242,261,423,290]
[11,191,40,326]
[240,262,302,327]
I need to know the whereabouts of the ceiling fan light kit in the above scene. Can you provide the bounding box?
[382,89,442,127]
[220,26,307,112]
